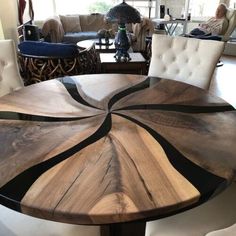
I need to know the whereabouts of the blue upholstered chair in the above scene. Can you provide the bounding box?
[18,41,99,85]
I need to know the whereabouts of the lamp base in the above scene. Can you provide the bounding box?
[114,49,131,62]
[114,24,131,62]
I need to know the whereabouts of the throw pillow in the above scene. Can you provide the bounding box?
[60,15,82,33]
[18,41,79,57]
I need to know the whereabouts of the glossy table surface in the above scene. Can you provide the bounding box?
[0,74,236,229]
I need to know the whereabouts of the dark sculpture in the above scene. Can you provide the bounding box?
[114,24,131,62]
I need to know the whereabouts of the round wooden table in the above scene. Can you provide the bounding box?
[0,74,236,236]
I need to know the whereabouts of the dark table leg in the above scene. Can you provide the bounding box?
[100,221,146,236]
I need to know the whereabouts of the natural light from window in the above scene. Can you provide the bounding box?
[32,0,236,21]
[33,0,120,20]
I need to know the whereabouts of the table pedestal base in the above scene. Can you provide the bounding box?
[100,221,146,236]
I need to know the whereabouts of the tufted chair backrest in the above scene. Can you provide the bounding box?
[148,34,225,90]
[222,8,236,41]
[0,39,24,97]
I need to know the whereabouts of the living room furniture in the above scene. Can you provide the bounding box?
[146,182,236,236]
[0,18,5,40]
[152,18,187,36]
[0,39,24,97]
[222,7,236,42]
[77,39,116,53]
[106,1,141,61]
[18,41,99,85]
[23,24,40,41]
[41,14,154,52]
[0,74,235,236]
[0,204,100,236]
[206,223,236,236]
[100,52,147,74]
[148,34,225,89]
[181,8,236,42]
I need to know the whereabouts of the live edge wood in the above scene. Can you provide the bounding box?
[0,74,236,236]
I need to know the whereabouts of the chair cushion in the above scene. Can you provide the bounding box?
[18,41,78,57]
[79,14,108,32]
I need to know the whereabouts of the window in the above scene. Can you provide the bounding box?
[32,0,120,20]
[126,0,157,18]
[229,0,236,8]
[32,0,155,20]
[188,0,219,20]
[55,0,119,15]
[32,0,56,20]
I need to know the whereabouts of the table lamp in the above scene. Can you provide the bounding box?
[106,0,141,62]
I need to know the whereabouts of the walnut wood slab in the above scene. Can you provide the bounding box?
[0,74,235,235]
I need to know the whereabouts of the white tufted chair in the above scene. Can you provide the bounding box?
[0,39,24,97]
[146,183,236,236]
[148,34,225,90]
[206,223,236,236]
[0,204,100,236]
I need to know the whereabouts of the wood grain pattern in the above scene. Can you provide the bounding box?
[0,74,235,228]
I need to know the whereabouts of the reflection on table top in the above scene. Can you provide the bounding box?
[77,39,115,52]
[0,74,235,226]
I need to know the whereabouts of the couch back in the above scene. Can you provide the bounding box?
[59,13,114,33]
[79,14,111,31]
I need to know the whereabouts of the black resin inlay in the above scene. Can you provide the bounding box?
[0,115,111,211]
[108,76,157,110]
[0,111,97,122]
[59,77,101,109]
[114,104,234,113]
[115,112,226,202]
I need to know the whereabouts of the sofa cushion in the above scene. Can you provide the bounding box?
[60,14,82,33]
[63,32,98,44]
[79,14,109,32]
[18,41,78,57]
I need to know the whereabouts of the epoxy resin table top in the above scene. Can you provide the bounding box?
[0,74,236,225]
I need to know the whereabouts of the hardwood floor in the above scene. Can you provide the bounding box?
[210,55,236,108]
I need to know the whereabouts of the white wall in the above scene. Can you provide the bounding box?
[0,0,18,43]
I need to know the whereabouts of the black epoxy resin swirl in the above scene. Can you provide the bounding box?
[0,74,235,226]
